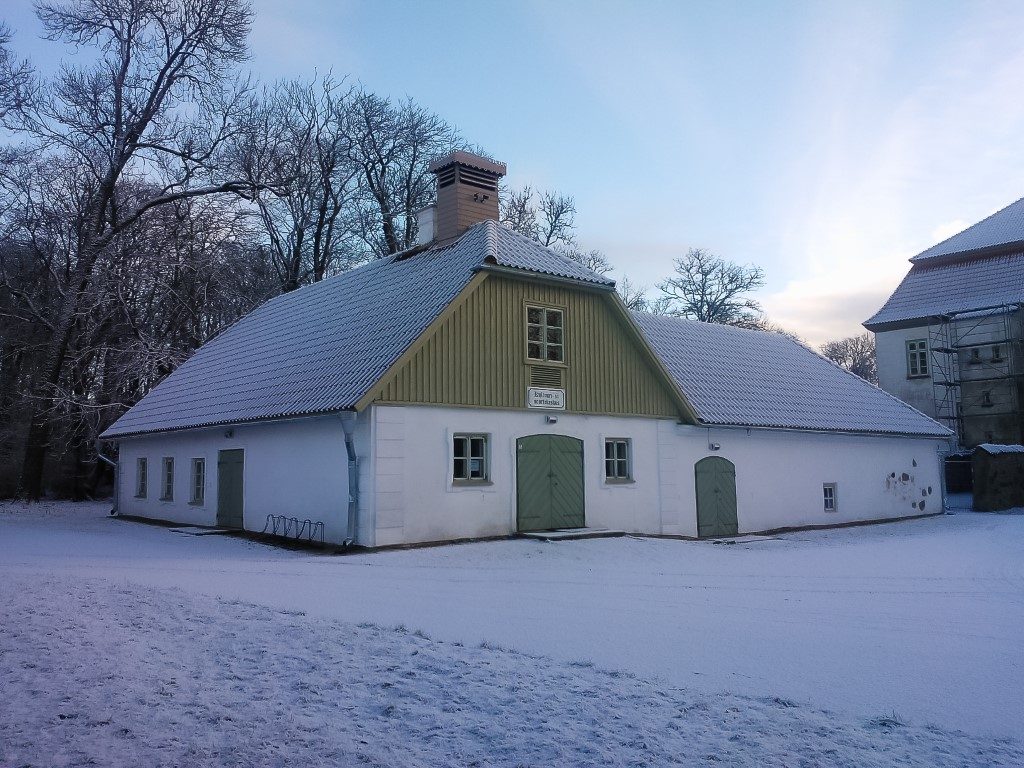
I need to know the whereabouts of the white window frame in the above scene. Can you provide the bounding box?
[906,339,929,378]
[453,433,489,484]
[823,482,837,512]
[135,457,148,498]
[160,457,174,501]
[526,305,565,363]
[190,458,205,505]
[604,438,632,482]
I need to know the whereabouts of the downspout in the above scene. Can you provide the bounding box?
[96,448,118,517]
[340,412,359,546]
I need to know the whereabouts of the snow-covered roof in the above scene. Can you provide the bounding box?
[633,313,951,437]
[976,443,1024,455]
[102,221,612,438]
[863,252,1024,329]
[912,196,1024,263]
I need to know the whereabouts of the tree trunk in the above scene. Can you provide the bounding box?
[18,240,102,499]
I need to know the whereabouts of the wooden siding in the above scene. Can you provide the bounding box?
[371,275,687,419]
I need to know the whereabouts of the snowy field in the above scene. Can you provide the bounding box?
[2,503,1023,766]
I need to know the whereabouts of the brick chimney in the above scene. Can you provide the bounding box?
[428,150,506,242]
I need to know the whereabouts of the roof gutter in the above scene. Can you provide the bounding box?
[686,421,953,441]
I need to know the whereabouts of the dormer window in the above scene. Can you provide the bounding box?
[527,306,564,363]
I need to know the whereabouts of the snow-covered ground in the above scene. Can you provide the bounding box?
[2,502,1023,766]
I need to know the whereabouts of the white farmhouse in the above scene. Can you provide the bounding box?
[102,152,951,546]
[865,197,1024,447]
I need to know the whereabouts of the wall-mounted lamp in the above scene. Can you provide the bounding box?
[546,415,558,424]
[224,429,235,439]
[473,192,490,203]
[708,442,720,451]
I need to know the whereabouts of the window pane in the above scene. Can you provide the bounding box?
[616,441,628,460]
[528,342,542,359]
[470,438,484,459]
[546,310,562,327]
[527,307,542,324]
[605,458,615,478]
[454,437,466,458]
[470,458,484,478]
[527,325,542,342]
[605,441,614,461]
[616,459,628,478]
[547,345,563,362]
[454,458,467,479]
[546,327,562,344]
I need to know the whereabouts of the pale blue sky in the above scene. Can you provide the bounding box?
[6,0,1024,343]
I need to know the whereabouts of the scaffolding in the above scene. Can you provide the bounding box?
[927,303,1024,447]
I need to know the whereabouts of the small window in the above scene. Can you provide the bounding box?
[604,438,632,481]
[160,457,174,501]
[135,458,148,498]
[453,434,488,482]
[982,390,994,408]
[823,483,837,512]
[190,458,205,505]
[968,348,982,365]
[526,306,564,363]
[906,340,929,377]
[992,345,1003,362]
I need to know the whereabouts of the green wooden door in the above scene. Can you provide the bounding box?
[217,449,245,529]
[695,456,738,538]
[516,435,585,531]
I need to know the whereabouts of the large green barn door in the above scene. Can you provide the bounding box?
[516,435,585,531]
[695,456,738,538]
[217,449,245,529]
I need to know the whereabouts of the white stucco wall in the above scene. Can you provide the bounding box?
[875,326,936,417]
[116,415,361,544]
[364,404,671,547]
[676,426,948,536]
[363,404,948,545]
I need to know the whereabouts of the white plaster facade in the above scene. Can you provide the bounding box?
[117,404,948,547]
[875,326,937,418]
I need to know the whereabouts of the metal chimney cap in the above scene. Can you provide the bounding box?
[428,150,506,177]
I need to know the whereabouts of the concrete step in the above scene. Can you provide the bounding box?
[519,527,625,541]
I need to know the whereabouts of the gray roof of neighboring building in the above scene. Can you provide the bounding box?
[633,312,951,437]
[102,221,612,438]
[912,197,1024,263]
[863,251,1024,329]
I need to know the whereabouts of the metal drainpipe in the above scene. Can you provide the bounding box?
[96,450,119,516]
[340,413,359,546]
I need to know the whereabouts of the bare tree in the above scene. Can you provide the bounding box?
[821,332,878,384]
[616,275,649,311]
[558,245,612,275]
[247,76,364,291]
[656,248,767,327]
[500,186,576,248]
[349,92,460,256]
[0,0,270,498]
[0,22,32,120]
[500,185,538,240]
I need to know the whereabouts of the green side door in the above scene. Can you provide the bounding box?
[217,448,245,529]
[695,456,738,538]
[516,434,585,531]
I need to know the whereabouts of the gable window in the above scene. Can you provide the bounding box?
[160,457,174,501]
[135,458,148,498]
[190,458,206,505]
[526,306,564,363]
[453,434,488,483]
[906,339,929,378]
[604,438,632,482]
[823,483,837,512]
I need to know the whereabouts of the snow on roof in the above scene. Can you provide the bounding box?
[102,221,612,438]
[976,443,1024,455]
[863,251,1024,329]
[633,312,951,437]
[912,196,1024,263]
